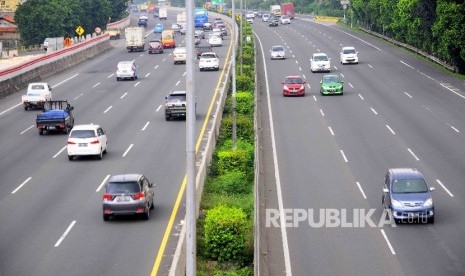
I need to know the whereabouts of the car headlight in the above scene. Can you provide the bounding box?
[300,85,304,90]
[391,199,403,208]
[423,198,433,207]
[283,85,289,90]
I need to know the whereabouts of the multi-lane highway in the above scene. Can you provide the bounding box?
[254,17,465,275]
[0,11,232,276]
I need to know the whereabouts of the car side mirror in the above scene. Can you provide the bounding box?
[320,81,323,84]
[165,96,168,100]
[341,81,344,83]
[429,187,435,191]
[149,182,155,187]
[383,188,389,193]
[303,81,307,84]
[281,81,284,84]
[310,59,313,61]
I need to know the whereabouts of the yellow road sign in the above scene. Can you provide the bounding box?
[75,26,85,36]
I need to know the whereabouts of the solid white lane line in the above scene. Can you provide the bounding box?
[122,144,134,157]
[107,73,114,78]
[320,109,325,117]
[0,103,22,116]
[145,73,151,78]
[54,220,76,247]
[450,125,460,133]
[103,106,112,113]
[440,83,465,99]
[435,179,454,197]
[154,65,159,69]
[176,80,180,86]
[53,146,67,159]
[20,125,34,134]
[313,95,317,102]
[134,82,140,87]
[368,64,373,68]
[349,83,354,88]
[52,73,79,88]
[328,126,334,136]
[141,121,150,131]
[11,177,32,194]
[404,92,413,98]
[370,107,378,115]
[358,94,364,100]
[380,229,396,255]
[92,82,100,88]
[254,31,293,276]
[156,105,162,112]
[340,150,348,163]
[96,175,110,192]
[407,148,420,161]
[73,93,83,100]
[356,182,367,199]
[120,92,128,99]
[386,125,396,135]
[400,60,414,69]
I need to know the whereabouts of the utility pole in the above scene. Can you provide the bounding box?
[240,0,243,75]
[185,0,196,274]
[232,0,237,149]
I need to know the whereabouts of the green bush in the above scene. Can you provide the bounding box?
[219,115,254,143]
[208,171,250,195]
[217,149,250,176]
[242,53,254,66]
[242,45,254,57]
[201,193,254,220]
[236,92,254,115]
[204,205,248,263]
[236,74,253,91]
[214,267,254,276]
[240,64,254,78]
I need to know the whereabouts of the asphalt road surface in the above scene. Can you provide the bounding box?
[254,17,465,276]
[0,11,232,276]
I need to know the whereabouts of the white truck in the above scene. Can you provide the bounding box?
[176,11,186,24]
[22,82,52,110]
[125,27,145,52]
[159,7,167,20]
[270,5,282,17]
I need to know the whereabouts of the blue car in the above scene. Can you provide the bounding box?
[154,24,164,33]
[382,168,435,223]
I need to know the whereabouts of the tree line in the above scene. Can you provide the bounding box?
[15,0,128,46]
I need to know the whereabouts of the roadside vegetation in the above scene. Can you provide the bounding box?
[14,0,128,46]
[197,18,255,276]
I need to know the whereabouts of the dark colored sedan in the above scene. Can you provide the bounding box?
[269,18,279,27]
[148,40,164,54]
[103,174,155,221]
[382,168,435,223]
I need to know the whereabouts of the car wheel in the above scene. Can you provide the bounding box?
[68,155,73,161]
[24,106,28,111]
[165,115,171,121]
[103,214,110,221]
[39,129,44,135]
[103,144,107,154]
[142,208,150,220]
[135,75,138,80]
[116,77,119,81]
[63,126,69,134]
[97,150,103,160]
[428,217,434,224]
[150,199,154,210]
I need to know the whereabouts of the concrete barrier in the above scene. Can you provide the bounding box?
[107,16,131,30]
[0,33,110,99]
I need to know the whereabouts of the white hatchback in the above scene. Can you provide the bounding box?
[310,53,331,73]
[173,47,187,64]
[340,46,359,64]
[67,124,108,161]
[208,35,223,47]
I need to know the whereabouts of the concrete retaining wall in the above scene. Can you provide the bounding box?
[0,33,111,99]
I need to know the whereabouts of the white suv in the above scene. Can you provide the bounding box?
[280,15,291,24]
[116,61,138,81]
[199,52,220,71]
[310,53,331,73]
[173,47,187,64]
[67,124,108,161]
[340,46,359,64]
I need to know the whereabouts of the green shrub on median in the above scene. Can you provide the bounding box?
[236,74,253,91]
[219,115,254,144]
[208,171,250,196]
[236,92,254,115]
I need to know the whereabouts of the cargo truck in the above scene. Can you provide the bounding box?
[281,2,295,19]
[270,4,281,17]
[125,27,145,52]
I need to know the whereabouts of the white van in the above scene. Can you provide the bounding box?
[159,7,167,20]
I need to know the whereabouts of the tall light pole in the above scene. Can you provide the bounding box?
[239,0,243,75]
[185,0,196,274]
[232,0,237,149]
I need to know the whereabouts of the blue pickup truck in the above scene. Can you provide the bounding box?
[36,100,74,135]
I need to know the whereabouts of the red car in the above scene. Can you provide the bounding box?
[282,75,306,96]
[148,40,164,54]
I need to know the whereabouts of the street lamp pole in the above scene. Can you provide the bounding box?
[232,0,237,149]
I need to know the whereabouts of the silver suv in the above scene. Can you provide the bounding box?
[102,174,154,221]
[164,90,187,121]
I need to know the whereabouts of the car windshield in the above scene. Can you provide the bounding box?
[70,130,96,138]
[285,78,303,84]
[314,55,328,61]
[168,94,186,102]
[162,33,172,39]
[323,76,339,83]
[118,64,132,70]
[343,49,356,54]
[392,179,428,193]
[202,54,217,58]
[272,46,284,52]
[31,84,45,90]
[107,182,140,194]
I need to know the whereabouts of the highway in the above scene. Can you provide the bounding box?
[0,11,231,276]
[254,17,465,275]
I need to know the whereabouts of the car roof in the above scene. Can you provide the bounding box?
[285,75,302,79]
[342,46,355,50]
[29,82,48,86]
[118,61,134,65]
[109,174,142,183]
[71,124,100,130]
[201,52,217,56]
[389,168,423,180]
[313,53,328,57]
[169,90,186,95]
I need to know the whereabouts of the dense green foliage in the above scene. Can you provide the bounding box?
[351,0,465,72]
[15,0,128,45]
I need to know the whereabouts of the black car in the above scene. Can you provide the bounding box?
[269,18,279,27]
[195,44,213,59]
[148,40,164,54]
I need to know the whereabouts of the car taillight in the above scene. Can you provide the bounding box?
[90,139,99,144]
[103,194,113,200]
[67,140,76,144]
[132,192,145,200]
